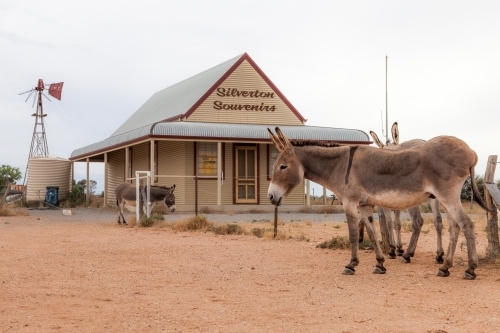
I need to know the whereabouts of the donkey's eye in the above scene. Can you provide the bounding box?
[280,165,288,170]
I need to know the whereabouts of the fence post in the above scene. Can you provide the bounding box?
[274,206,278,238]
[484,155,499,255]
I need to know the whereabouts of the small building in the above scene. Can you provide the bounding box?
[70,53,370,210]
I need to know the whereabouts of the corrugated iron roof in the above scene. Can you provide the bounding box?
[70,122,370,160]
[110,54,244,137]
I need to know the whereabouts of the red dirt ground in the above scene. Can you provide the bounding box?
[1,209,500,332]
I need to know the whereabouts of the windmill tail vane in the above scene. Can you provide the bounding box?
[36,79,64,100]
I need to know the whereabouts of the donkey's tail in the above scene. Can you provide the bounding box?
[470,166,495,212]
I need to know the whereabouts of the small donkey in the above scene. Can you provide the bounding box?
[115,183,176,225]
[362,122,444,263]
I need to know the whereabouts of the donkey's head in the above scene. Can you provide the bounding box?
[164,185,176,212]
[267,127,304,206]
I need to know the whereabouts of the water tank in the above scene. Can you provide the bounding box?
[26,155,72,203]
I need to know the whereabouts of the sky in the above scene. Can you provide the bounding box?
[1,0,499,196]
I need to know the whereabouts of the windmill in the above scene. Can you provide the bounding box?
[19,80,64,195]
[19,79,64,157]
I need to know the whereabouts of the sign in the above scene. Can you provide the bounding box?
[213,87,276,112]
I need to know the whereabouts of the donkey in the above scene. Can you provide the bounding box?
[267,127,490,280]
[365,122,445,264]
[115,183,176,225]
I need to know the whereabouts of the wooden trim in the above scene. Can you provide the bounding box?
[233,144,259,204]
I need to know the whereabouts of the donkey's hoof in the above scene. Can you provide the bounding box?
[437,268,450,277]
[397,249,404,256]
[401,254,411,263]
[373,266,386,274]
[463,270,476,280]
[342,267,355,275]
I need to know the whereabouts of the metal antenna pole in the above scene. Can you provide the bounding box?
[385,55,389,145]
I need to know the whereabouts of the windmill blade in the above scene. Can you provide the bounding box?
[24,89,35,102]
[42,92,52,102]
[19,88,34,95]
[32,93,37,108]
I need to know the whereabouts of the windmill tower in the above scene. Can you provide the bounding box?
[19,80,67,203]
[19,79,64,157]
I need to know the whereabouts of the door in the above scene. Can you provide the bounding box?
[235,146,257,203]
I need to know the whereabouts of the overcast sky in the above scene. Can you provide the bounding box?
[1,0,499,196]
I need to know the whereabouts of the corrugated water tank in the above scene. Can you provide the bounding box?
[26,155,72,203]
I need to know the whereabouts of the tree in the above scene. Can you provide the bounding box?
[0,165,22,189]
[76,179,97,196]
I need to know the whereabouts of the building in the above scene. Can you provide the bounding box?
[70,53,370,210]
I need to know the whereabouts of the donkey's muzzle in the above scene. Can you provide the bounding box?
[268,195,282,206]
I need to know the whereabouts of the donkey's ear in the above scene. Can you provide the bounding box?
[391,122,399,145]
[275,127,292,150]
[170,184,176,193]
[370,131,385,148]
[268,128,285,151]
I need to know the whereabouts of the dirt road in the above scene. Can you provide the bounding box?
[1,208,499,332]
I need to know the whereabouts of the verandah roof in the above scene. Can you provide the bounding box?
[70,121,371,161]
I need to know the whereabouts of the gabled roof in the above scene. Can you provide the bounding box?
[110,53,306,137]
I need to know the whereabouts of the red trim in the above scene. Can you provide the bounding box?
[183,53,307,123]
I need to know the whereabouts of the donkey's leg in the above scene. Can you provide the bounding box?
[117,200,123,224]
[430,199,444,264]
[342,205,361,275]
[393,210,405,256]
[446,207,478,280]
[358,205,386,274]
[358,219,365,243]
[402,206,424,263]
[437,205,460,278]
[383,208,398,259]
[119,202,128,225]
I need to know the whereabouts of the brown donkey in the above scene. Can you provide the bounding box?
[368,122,445,264]
[115,183,176,225]
[267,127,490,280]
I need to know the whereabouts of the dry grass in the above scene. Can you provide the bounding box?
[316,236,350,249]
[151,203,170,215]
[0,205,30,217]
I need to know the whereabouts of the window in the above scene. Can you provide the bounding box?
[198,142,218,176]
[268,144,279,178]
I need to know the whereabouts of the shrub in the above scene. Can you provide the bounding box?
[139,213,165,227]
[172,215,213,231]
[316,236,373,250]
[316,236,350,249]
[211,223,245,235]
[0,206,30,217]
[63,184,86,207]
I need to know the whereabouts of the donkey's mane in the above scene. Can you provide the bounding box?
[290,140,341,148]
[153,185,170,190]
